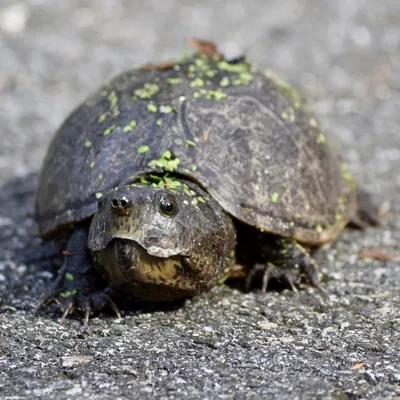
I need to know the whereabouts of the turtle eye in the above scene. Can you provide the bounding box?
[159,194,178,217]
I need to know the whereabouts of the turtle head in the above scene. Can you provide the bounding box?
[88,181,233,300]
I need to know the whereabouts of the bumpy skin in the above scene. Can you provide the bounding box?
[36,51,356,243]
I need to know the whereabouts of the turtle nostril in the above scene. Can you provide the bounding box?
[120,198,128,208]
[111,196,131,210]
[111,199,120,208]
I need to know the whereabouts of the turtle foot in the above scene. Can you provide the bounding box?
[39,286,121,330]
[245,240,326,296]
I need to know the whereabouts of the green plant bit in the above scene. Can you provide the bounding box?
[133,83,160,100]
[95,192,103,199]
[147,103,157,113]
[340,163,354,183]
[84,140,93,148]
[187,139,196,147]
[149,174,163,182]
[205,69,216,78]
[107,91,120,117]
[159,105,176,114]
[123,120,137,132]
[167,77,181,84]
[65,273,74,281]
[315,225,323,234]
[335,213,344,221]
[232,72,254,86]
[98,113,108,123]
[281,109,295,122]
[271,192,279,203]
[219,77,230,87]
[140,177,151,185]
[190,77,204,88]
[265,70,302,109]
[138,145,150,154]
[316,133,326,144]
[103,124,116,136]
[60,289,78,298]
[193,88,227,100]
[217,60,249,74]
[138,174,187,191]
[217,272,231,285]
[148,150,181,171]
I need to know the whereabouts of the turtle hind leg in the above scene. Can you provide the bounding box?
[246,238,324,293]
[39,225,120,329]
[235,224,323,293]
[350,188,386,228]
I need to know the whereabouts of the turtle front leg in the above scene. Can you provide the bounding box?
[246,237,323,294]
[40,225,120,328]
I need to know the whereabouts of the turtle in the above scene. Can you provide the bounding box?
[36,39,378,327]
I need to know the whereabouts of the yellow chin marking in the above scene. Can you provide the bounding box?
[100,240,194,291]
[134,256,184,284]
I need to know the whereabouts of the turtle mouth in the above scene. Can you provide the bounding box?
[101,238,187,288]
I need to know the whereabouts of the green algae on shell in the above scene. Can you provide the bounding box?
[147,103,158,113]
[147,150,180,171]
[133,83,160,100]
[137,145,150,154]
[193,88,227,100]
[123,120,137,132]
[265,70,302,109]
[103,124,116,136]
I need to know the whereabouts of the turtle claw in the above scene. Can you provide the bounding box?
[38,287,121,328]
[59,302,74,326]
[245,264,264,291]
[108,298,122,319]
[246,240,323,294]
[83,306,91,330]
[247,262,303,294]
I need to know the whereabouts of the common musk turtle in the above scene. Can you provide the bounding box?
[36,40,378,326]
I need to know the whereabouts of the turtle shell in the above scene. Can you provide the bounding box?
[36,49,357,244]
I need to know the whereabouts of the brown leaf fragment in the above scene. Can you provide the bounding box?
[202,130,209,142]
[357,248,398,261]
[351,362,366,370]
[188,38,222,57]
[141,60,177,71]
[62,250,72,256]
